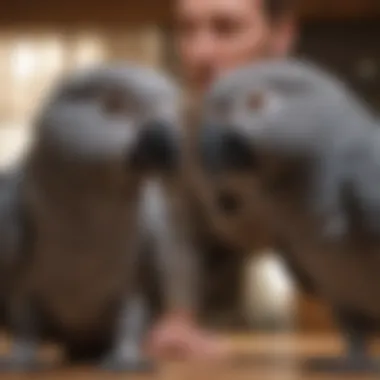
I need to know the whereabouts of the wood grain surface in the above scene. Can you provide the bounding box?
[0,333,379,380]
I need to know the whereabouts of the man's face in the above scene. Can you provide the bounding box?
[175,0,295,94]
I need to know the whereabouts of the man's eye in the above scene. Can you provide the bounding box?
[212,17,242,37]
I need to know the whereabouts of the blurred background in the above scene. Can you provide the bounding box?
[0,0,379,334]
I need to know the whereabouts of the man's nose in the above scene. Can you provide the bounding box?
[191,31,217,65]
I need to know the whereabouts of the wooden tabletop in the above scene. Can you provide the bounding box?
[0,333,379,380]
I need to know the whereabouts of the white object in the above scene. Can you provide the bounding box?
[0,123,32,169]
[243,249,297,330]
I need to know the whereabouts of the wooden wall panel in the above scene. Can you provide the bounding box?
[299,0,380,19]
[1,0,380,28]
[1,0,172,27]
[298,20,380,111]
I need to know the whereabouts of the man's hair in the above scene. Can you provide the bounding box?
[263,0,296,20]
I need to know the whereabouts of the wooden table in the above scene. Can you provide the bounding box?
[0,333,379,380]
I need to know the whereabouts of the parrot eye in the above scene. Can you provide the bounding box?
[101,89,139,118]
[246,92,266,112]
[102,90,125,115]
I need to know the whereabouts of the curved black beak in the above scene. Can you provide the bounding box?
[132,120,180,172]
[200,124,257,173]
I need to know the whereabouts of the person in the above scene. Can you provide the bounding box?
[149,0,298,360]
[176,0,296,96]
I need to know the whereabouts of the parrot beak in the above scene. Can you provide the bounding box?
[200,124,258,174]
[131,120,181,172]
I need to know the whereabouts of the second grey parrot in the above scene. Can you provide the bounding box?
[198,58,380,373]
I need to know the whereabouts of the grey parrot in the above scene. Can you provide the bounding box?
[0,63,193,372]
[198,58,380,373]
